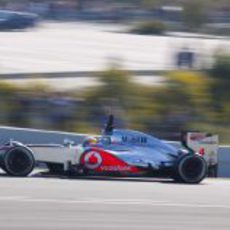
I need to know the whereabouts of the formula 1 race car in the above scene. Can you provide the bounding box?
[0,115,209,184]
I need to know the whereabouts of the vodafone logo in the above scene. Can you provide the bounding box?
[84,151,102,169]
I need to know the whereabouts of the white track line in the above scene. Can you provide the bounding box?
[0,196,230,209]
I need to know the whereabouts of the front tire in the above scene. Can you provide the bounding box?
[3,147,35,177]
[173,154,207,184]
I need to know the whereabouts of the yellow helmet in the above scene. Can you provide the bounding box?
[83,136,98,147]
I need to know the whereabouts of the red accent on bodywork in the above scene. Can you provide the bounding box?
[199,148,205,156]
[88,153,98,165]
[80,148,141,173]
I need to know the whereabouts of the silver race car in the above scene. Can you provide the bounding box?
[0,115,208,184]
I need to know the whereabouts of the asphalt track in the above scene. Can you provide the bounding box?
[0,169,230,230]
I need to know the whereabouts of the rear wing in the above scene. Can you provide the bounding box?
[182,132,219,166]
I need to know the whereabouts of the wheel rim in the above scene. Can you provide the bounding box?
[7,149,33,175]
[179,156,206,183]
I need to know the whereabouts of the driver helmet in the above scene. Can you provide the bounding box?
[82,136,98,147]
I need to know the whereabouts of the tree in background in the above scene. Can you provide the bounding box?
[208,54,230,122]
[83,66,155,131]
[145,71,211,139]
[0,0,7,6]
[182,1,206,30]
[139,0,162,9]
[84,68,132,129]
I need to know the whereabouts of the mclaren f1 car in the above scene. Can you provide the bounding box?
[0,115,209,184]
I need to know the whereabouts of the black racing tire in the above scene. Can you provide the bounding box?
[173,154,207,184]
[46,163,64,174]
[3,147,35,177]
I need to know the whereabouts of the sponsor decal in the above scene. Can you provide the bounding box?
[190,133,206,141]
[198,140,218,145]
[121,136,147,144]
[100,165,132,171]
[84,151,102,170]
[81,148,141,173]
[190,134,218,144]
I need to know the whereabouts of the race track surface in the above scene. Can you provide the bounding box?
[0,170,230,230]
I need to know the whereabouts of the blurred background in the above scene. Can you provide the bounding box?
[0,0,229,142]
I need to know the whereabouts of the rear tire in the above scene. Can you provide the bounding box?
[173,154,207,184]
[3,147,35,177]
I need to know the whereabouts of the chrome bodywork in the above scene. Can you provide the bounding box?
[95,129,181,170]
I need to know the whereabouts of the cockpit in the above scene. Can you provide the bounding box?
[82,129,178,155]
